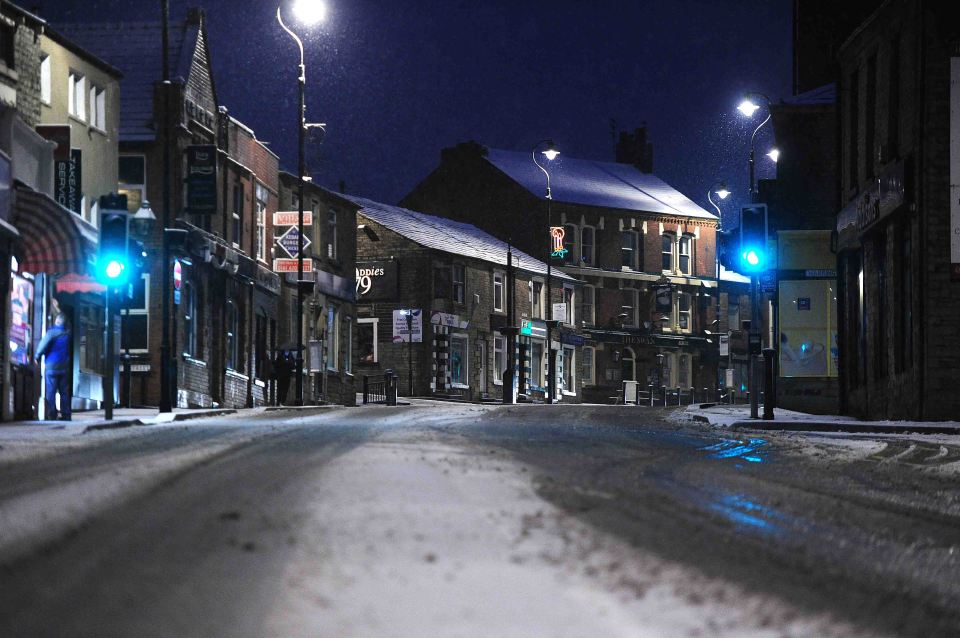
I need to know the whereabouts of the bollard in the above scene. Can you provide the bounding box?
[648,384,655,407]
[661,385,667,406]
[363,375,369,404]
[384,369,397,406]
[762,348,775,420]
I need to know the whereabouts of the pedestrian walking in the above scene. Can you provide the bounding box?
[274,350,293,406]
[35,314,72,421]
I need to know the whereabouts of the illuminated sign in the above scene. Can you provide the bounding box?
[550,226,567,258]
[355,260,398,300]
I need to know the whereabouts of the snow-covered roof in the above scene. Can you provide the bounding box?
[782,83,836,106]
[720,265,750,284]
[483,148,716,220]
[338,193,575,281]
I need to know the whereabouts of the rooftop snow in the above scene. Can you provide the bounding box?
[483,148,717,220]
[339,193,574,281]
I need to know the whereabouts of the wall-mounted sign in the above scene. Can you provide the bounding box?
[552,302,566,322]
[431,311,468,329]
[719,333,729,357]
[68,149,82,214]
[276,225,311,258]
[550,226,567,258]
[185,145,217,215]
[36,126,74,211]
[520,319,546,339]
[355,260,398,301]
[273,258,313,273]
[393,309,422,343]
[274,210,313,226]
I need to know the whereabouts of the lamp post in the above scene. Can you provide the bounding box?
[277,0,326,406]
[532,139,559,403]
[737,94,778,419]
[126,201,156,408]
[159,0,173,412]
[707,182,729,399]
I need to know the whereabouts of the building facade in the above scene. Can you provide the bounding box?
[401,140,719,403]
[276,174,356,406]
[345,193,582,403]
[835,0,960,419]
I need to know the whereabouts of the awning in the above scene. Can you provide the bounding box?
[55,273,106,295]
[11,186,97,275]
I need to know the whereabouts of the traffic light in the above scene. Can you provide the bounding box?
[738,204,768,273]
[717,228,739,271]
[97,194,129,286]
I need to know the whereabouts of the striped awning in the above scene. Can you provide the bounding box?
[11,186,97,275]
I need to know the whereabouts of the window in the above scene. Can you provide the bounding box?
[580,285,595,325]
[78,305,105,375]
[89,198,99,228]
[343,315,353,374]
[255,182,268,262]
[562,223,578,264]
[494,335,506,384]
[255,315,267,380]
[621,230,638,269]
[326,306,338,371]
[580,225,595,266]
[450,334,468,387]
[232,182,243,247]
[89,85,106,130]
[452,263,466,304]
[40,54,52,104]
[848,69,859,189]
[121,274,150,352]
[662,233,675,272]
[327,209,338,260]
[866,54,877,173]
[68,72,86,120]
[182,280,197,357]
[622,288,638,327]
[581,346,595,385]
[433,263,450,299]
[679,235,692,275]
[563,285,574,325]
[678,292,692,330]
[727,298,741,332]
[226,299,239,371]
[621,347,636,382]
[530,341,544,388]
[897,221,912,371]
[678,354,691,388]
[531,280,543,319]
[493,271,505,313]
[662,352,674,387]
[358,318,378,364]
[0,22,14,69]
[118,155,146,214]
[887,35,901,157]
[563,346,575,393]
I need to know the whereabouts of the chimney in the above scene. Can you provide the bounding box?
[615,125,654,173]
[187,7,205,26]
[441,140,488,165]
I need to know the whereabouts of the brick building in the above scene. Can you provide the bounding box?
[276,174,356,406]
[835,0,960,419]
[60,10,284,409]
[401,140,719,403]
[343,193,581,402]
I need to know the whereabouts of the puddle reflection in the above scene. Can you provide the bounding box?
[700,438,769,463]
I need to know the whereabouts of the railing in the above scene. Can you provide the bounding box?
[363,370,398,406]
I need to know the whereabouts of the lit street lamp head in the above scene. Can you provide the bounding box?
[715,184,730,200]
[292,0,326,25]
[766,148,780,162]
[542,141,560,161]
[737,98,760,117]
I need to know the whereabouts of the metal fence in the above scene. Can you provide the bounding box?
[363,370,398,406]
[624,382,761,407]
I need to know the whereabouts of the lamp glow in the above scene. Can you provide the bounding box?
[292,0,326,25]
[737,99,760,117]
[542,148,559,161]
[716,187,730,200]
[105,260,124,279]
[766,148,780,162]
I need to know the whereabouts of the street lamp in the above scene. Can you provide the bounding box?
[706,181,730,218]
[766,148,780,163]
[737,92,775,202]
[532,139,558,403]
[277,0,326,406]
[130,200,156,239]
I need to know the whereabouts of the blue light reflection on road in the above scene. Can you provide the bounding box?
[700,438,769,463]
[710,493,788,534]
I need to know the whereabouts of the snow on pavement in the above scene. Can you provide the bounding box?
[264,425,875,638]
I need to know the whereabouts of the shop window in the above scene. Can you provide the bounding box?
[182,280,197,357]
[450,334,468,387]
[358,318,378,364]
[494,335,506,384]
[581,346,595,385]
[452,263,466,304]
[343,315,353,374]
[563,346,575,393]
[79,305,104,375]
[530,341,544,388]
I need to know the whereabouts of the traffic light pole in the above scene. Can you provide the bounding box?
[750,275,760,419]
[105,288,115,420]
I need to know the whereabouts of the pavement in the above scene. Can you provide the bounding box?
[684,402,960,434]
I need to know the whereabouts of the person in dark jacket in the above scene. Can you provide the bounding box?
[35,314,72,421]
[274,350,293,406]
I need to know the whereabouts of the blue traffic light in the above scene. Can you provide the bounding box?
[105,259,125,279]
[738,204,768,273]
[97,195,130,286]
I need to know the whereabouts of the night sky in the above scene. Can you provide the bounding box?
[39,0,792,227]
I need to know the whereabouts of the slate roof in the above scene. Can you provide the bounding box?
[782,83,836,106]
[56,21,199,141]
[338,193,575,281]
[483,148,717,220]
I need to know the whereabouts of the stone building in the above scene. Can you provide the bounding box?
[60,9,283,409]
[835,0,960,419]
[276,174,356,406]
[343,193,581,403]
[402,139,718,403]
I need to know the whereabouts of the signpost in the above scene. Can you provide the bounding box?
[274,210,313,227]
[273,258,313,273]
[276,225,311,259]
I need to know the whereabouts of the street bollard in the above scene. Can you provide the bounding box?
[661,385,667,406]
[648,384,655,407]
[384,369,397,406]
[362,375,369,404]
[762,348,775,420]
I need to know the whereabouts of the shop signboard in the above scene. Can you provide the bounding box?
[185,145,217,214]
[355,260,398,301]
[392,309,422,343]
[273,210,313,226]
[277,225,311,258]
[273,258,313,273]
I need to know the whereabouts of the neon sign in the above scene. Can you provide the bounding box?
[550,226,567,258]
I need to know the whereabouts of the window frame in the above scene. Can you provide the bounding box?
[327,208,338,261]
[678,291,692,331]
[452,263,466,305]
[182,279,198,358]
[562,346,576,394]
[562,223,578,264]
[661,232,675,273]
[493,335,506,385]
[580,224,595,266]
[68,72,86,121]
[89,84,106,131]
[357,318,378,364]
[326,305,339,371]
[226,299,239,371]
[255,182,268,263]
[449,333,469,388]
[232,181,243,248]
[581,346,595,386]
[343,315,353,374]
[530,279,544,319]
[121,274,151,354]
[580,284,595,326]
[40,53,52,104]
[622,287,639,328]
[678,234,693,275]
[493,270,505,314]
[621,229,639,270]
[563,284,575,326]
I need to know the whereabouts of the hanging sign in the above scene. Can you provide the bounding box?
[277,225,311,258]
[355,260,398,300]
[273,258,313,273]
[550,226,567,258]
[274,210,313,226]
